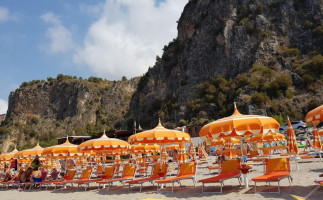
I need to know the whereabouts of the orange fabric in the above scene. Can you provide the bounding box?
[220,160,240,174]
[97,165,104,174]
[199,172,240,183]
[127,177,158,184]
[63,170,76,180]
[155,174,194,183]
[123,164,136,177]
[265,158,290,173]
[208,165,219,170]
[313,124,322,150]
[178,163,196,176]
[200,106,280,138]
[126,163,168,184]
[96,176,133,184]
[249,151,258,157]
[128,120,191,145]
[287,120,299,154]
[152,163,167,177]
[251,172,290,182]
[305,105,323,123]
[80,167,92,180]
[42,139,82,157]
[14,143,43,159]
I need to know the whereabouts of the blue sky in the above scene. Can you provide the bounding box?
[0,0,187,114]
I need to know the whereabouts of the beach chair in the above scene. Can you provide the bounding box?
[38,169,75,190]
[137,161,150,177]
[252,157,292,194]
[96,163,137,190]
[155,162,197,194]
[199,159,242,194]
[208,164,220,175]
[127,162,168,192]
[52,167,92,190]
[75,165,116,191]
[290,180,323,200]
[96,165,104,176]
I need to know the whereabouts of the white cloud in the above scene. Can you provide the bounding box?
[74,0,186,80]
[0,98,7,115]
[0,6,17,22]
[41,12,75,53]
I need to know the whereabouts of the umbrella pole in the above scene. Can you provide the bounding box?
[240,136,244,163]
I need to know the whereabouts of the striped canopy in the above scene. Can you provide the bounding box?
[313,124,322,150]
[305,105,323,124]
[78,132,130,153]
[0,148,19,162]
[246,133,285,143]
[211,137,240,146]
[42,138,82,157]
[200,103,280,139]
[198,142,208,159]
[177,143,188,163]
[14,143,43,159]
[188,142,196,160]
[128,120,191,145]
[287,119,299,155]
[129,144,160,154]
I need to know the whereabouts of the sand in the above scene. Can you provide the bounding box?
[1,156,323,200]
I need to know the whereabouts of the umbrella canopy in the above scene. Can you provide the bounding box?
[14,143,43,159]
[319,129,323,136]
[166,144,179,151]
[198,142,208,159]
[211,137,240,146]
[128,119,191,145]
[42,138,82,157]
[188,142,196,159]
[287,119,299,155]
[177,143,188,163]
[129,144,160,154]
[247,133,285,143]
[305,105,323,124]
[313,124,322,150]
[78,132,130,153]
[200,103,280,139]
[0,148,19,161]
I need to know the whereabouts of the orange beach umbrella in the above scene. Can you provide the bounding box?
[188,142,196,160]
[15,142,43,159]
[313,124,322,150]
[42,138,82,158]
[247,133,285,143]
[198,142,208,159]
[78,131,130,153]
[305,105,323,124]
[129,144,160,154]
[177,143,188,163]
[287,119,299,155]
[200,103,280,139]
[0,148,19,162]
[128,119,191,145]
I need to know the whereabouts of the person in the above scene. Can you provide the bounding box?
[1,168,12,182]
[11,169,24,182]
[31,168,42,183]
[20,167,33,183]
[30,155,40,170]
[47,168,58,181]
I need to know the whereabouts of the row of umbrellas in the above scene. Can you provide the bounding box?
[1,104,322,165]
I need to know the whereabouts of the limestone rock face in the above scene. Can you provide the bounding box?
[0,78,139,152]
[128,0,322,127]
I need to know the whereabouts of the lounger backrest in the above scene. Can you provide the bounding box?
[265,158,290,174]
[80,167,92,180]
[249,151,258,157]
[152,163,168,177]
[178,162,196,176]
[97,165,104,174]
[220,160,240,174]
[122,164,136,177]
[64,170,76,180]
[102,166,115,179]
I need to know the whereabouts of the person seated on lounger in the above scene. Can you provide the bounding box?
[47,168,58,181]
[31,168,43,183]
[20,167,33,183]
[11,169,24,182]
[2,168,13,182]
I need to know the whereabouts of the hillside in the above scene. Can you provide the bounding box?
[127,0,323,127]
[0,75,139,152]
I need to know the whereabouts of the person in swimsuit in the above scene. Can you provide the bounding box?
[20,167,33,183]
[31,168,42,183]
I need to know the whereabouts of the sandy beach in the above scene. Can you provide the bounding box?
[1,156,323,200]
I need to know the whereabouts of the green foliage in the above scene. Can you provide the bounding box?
[178,119,187,127]
[255,3,264,14]
[313,26,323,35]
[259,30,272,39]
[156,55,161,62]
[271,115,285,125]
[121,76,127,81]
[57,74,76,81]
[280,46,301,57]
[246,22,255,34]
[0,127,10,135]
[86,123,104,137]
[137,73,149,91]
[249,65,275,80]
[239,18,248,25]
[266,74,293,98]
[302,74,314,86]
[30,116,39,125]
[251,92,270,107]
[88,76,103,83]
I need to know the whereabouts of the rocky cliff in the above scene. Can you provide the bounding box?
[0,77,139,152]
[128,0,323,127]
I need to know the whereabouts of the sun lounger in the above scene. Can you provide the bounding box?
[38,169,75,190]
[252,157,292,194]
[96,163,137,190]
[199,159,242,194]
[127,162,168,192]
[290,180,323,200]
[52,168,92,190]
[155,162,197,194]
